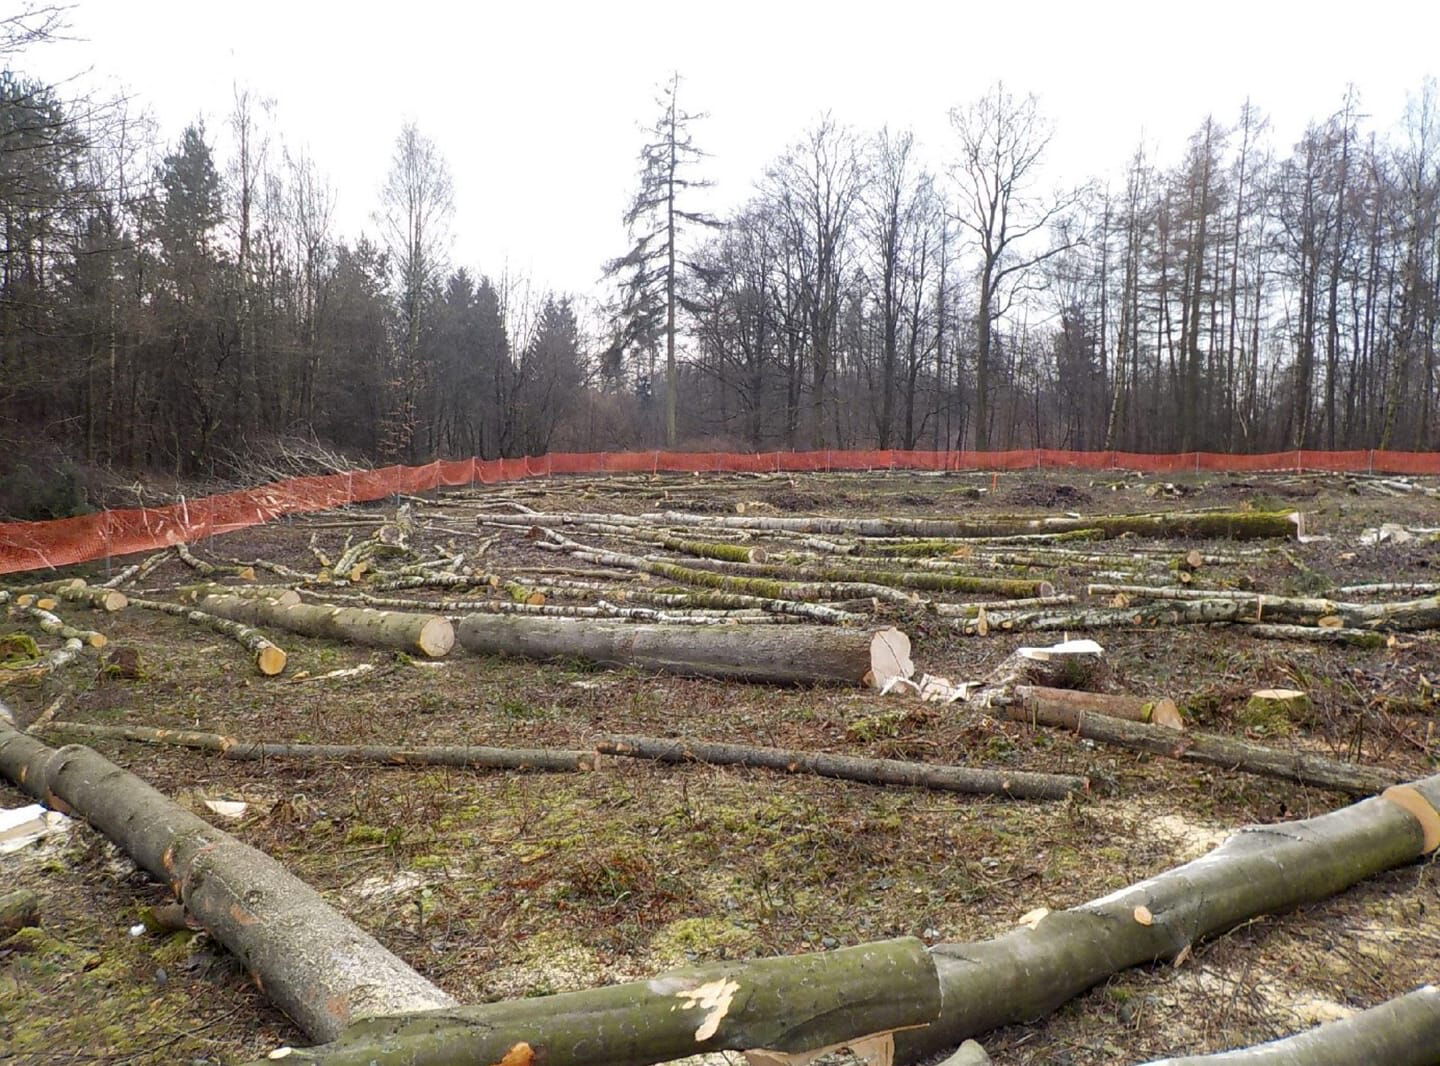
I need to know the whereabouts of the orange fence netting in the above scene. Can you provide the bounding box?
[1,448,1436,577]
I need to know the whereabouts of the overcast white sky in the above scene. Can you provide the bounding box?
[22,0,1440,301]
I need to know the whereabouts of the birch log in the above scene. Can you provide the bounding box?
[197,593,453,658]
[455,614,909,685]
[0,719,457,1041]
[127,596,288,675]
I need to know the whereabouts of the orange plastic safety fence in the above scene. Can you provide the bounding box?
[2,448,1436,576]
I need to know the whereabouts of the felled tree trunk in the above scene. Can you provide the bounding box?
[176,542,255,581]
[40,720,600,772]
[20,581,127,612]
[996,687,1394,796]
[893,771,1440,1063]
[643,509,1301,541]
[10,604,107,649]
[455,615,909,686]
[1005,685,1184,729]
[1135,984,1440,1065]
[247,938,942,1066]
[0,721,457,1041]
[177,583,302,607]
[197,593,453,658]
[128,597,288,676]
[596,734,1090,801]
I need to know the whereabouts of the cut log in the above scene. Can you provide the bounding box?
[595,734,1089,801]
[1005,685,1184,729]
[1087,583,1440,633]
[9,604,107,649]
[642,508,1302,541]
[1242,688,1312,732]
[19,581,127,612]
[893,770,1440,1063]
[128,597,288,676]
[1238,623,1388,648]
[1001,687,1392,795]
[250,938,941,1066]
[658,536,768,563]
[0,637,84,687]
[1135,984,1440,1065]
[38,721,600,772]
[176,583,302,607]
[197,593,453,658]
[660,555,1055,599]
[175,541,255,581]
[456,614,907,686]
[0,720,457,1041]
[0,888,39,935]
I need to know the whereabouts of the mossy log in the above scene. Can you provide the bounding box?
[596,734,1090,800]
[868,531,1103,556]
[39,721,600,772]
[251,938,942,1066]
[0,888,39,935]
[1088,584,1440,632]
[128,596,288,676]
[644,508,1301,541]
[893,771,1440,1063]
[20,581,127,612]
[954,599,1246,635]
[670,556,1054,599]
[657,536,767,563]
[9,603,107,649]
[999,687,1393,796]
[1239,623,1389,648]
[0,720,457,1041]
[197,593,453,658]
[1136,984,1440,1065]
[455,615,907,685]
[0,637,84,686]
[1001,685,1183,729]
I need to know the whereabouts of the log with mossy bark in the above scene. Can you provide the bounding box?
[1134,984,1440,1065]
[127,596,288,676]
[1089,584,1440,632]
[543,533,921,606]
[642,508,1302,541]
[661,555,1055,599]
[0,718,457,1041]
[595,734,1091,801]
[253,938,942,1066]
[657,535,768,563]
[38,721,600,771]
[866,531,1105,556]
[197,593,453,657]
[994,687,1395,796]
[455,614,910,685]
[954,599,1247,635]
[9,604,107,649]
[0,637,84,687]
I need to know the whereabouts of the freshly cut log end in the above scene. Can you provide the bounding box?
[257,646,288,677]
[416,616,455,658]
[1381,785,1440,853]
[869,628,914,689]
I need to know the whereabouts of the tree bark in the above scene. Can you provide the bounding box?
[252,938,942,1066]
[129,596,288,675]
[596,733,1090,801]
[1136,984,1440,1065]
[0,888,39,935]
[197,593,453,658]
[38,721,600,772]
[455,615,908,685]
[894,771,1440,1062]
[9,604,107,649]
[998,687,1394,795]
[0,721,457,1041]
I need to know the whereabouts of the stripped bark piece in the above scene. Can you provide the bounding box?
[252,938,941,1066]
[597,734,1089,801]
[0,720,457,1041]
[1135,984,1440,1065]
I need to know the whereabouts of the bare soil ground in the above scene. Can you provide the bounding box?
[2,469,1438,1065]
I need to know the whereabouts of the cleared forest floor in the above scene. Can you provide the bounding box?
[2,468,1438,1065]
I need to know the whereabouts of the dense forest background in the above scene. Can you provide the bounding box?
[2,7,1438,517]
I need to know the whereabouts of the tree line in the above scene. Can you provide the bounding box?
[2,6,1437,519]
